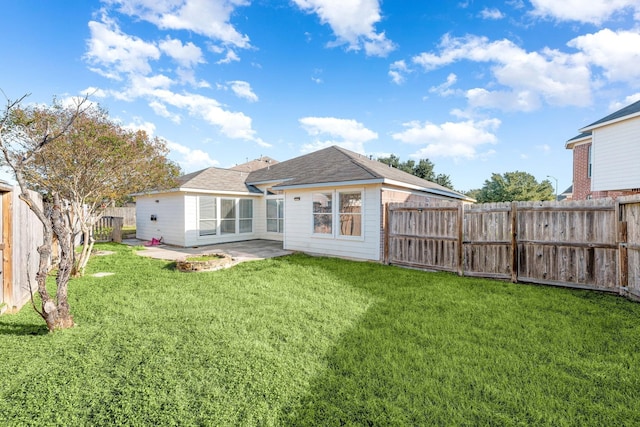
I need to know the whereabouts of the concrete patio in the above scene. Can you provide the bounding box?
[123,239,292,263]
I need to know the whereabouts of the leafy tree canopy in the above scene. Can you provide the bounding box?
[377,155,454,190]
[468,171,555,203]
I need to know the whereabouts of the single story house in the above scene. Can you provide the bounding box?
[135,145,473,262]
[566,98,640,200]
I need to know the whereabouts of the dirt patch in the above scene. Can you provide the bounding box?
[176,253,234,272]
[93,250,115,256]
[92,272,115,278]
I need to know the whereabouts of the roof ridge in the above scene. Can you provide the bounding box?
[331,146,380,179]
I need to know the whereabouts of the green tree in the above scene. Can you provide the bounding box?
[0,94,180,330]
[25,103,181,276]
[377,155,455,190]
[474,171,555,203]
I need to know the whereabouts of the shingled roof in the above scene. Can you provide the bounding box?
[247,146,470,200]
[178,167,262,194]
[229,156,278,173]
[580,99,640,132]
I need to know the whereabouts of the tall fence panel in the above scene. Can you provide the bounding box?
[463,202,514,280]
[387,202,462,274]
[385,195,640,301]
[516,200,618,291]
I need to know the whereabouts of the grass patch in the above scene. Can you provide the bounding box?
[1,243,639,426]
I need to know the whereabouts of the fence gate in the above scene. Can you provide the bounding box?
[93,216,123,243]
[619,199,640,300]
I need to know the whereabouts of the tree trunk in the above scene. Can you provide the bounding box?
[31,195,75,332]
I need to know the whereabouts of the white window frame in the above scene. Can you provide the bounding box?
[311,189,364,240]
[266,198,284,233]
[198,196,217,237]
[197,196,255,238]
[239,199,253,234]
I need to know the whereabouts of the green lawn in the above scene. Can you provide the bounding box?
[1,243,639,426]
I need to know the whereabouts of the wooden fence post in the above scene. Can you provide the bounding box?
[510,201,518,283]
[384,203,390,264]
[457,202,463,276]
[616,200,628,294]
[112,217,123,243]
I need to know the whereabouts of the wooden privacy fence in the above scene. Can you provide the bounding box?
[103,206,135,227]
[385,195,640,301]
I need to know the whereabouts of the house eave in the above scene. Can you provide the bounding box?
[133,188,262,197]
[565,134,592,149]
[579,111,640,133]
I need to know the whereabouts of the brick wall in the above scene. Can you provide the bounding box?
[572,143,591,200]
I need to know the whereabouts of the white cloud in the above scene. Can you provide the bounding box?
[608,93,640,111]
[80,86,108,98]
[149,100,181,123]
[529,0,640,24]
[107,0,251,48]
[568,29,640,83]
[389,60,410,84]
[392,118,501,159]
[429,73,458,96]
[85,11,265,147]
[159,37,205,68]
[226,80,258,102]
[122,118,157,135]
[167,140,220,172]
[85,17,161,78]
[412,34,592,111]
[479,8,505,20]
[292,0,395,57]
[299,116,378,153]
[216,49,240,64]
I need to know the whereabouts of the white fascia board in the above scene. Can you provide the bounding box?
[579,111,640,133]
[274,178,383,190]
[131,188,180,197]
[565,135,592,149]
[180,188,263,197]
[383,178,472,201]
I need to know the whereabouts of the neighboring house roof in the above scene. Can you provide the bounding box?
[229,156,278,173]
[246,145,471,201]
[557,185,573,201]
[579,99,640,133]
[178,167,262,194]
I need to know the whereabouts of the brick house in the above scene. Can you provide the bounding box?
[565,99,640,200]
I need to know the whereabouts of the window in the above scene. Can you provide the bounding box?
[266,199,284,233]
[312,193,332,234]
[198,196,217,236]
[587,145,592,178]
[339,192,362,237]
[239,199,253,233]
[220,199,236,234]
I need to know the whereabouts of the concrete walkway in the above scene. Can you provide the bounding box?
[123,239,292,263]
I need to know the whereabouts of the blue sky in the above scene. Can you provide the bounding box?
[2,0,640,193]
